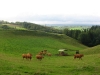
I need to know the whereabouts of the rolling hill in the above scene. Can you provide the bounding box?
[0,30,87,55]
[1,30,100,75]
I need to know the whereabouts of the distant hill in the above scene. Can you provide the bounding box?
[46,24,94,26]
[1,24,27,30]
[0,21,63,34]
[49,24,92,30]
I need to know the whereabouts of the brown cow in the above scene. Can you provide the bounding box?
[38,51,43,55]
[22,54,27,59]
[22,53,32,60]
[36,54,44,61]
[26,53,32,60]
[47,53,52,56]
[74,54,84,60]
[42,50,47,55]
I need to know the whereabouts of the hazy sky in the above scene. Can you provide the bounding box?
[0,0,100,25]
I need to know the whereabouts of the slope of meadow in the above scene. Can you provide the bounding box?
[0,30,87,55]
[81,45,100,55]
[1,30,100,75]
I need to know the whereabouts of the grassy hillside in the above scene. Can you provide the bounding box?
[2,30,100,75]
[0,30,87,55]
[81,45,100,55]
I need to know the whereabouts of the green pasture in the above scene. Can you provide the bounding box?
[0,52,100,75]
[81,45,100,55]
[0,30,86,55]
[0,30,100,75]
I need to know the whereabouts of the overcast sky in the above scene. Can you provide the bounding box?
[0,0,100,25]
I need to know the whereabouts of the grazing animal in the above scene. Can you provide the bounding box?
[74,54,84,60]
[47,53,52,56]
[43,50,47,55]
[22,53,32,60]
[26,53,32,60]
[22,54,27,59]
[38,51,43,55]
[36,54,44,61]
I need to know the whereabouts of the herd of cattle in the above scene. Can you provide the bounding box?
[22,50,84,61]
[22,50,52,61]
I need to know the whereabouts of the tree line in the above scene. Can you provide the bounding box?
[63,25,100,47]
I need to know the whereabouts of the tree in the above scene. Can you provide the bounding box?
[78,32,91,46]
[1,25,10,30]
